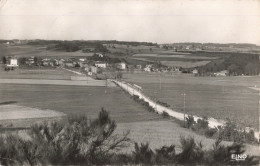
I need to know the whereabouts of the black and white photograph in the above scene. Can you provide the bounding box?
[0,0,259,165]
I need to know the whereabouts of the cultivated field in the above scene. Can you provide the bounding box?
[123,73,260,129]
[160,60,211,68]
[0,44,94,58]
[0,67,76,80]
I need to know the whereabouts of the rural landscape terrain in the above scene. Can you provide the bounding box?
[0,40,260,165]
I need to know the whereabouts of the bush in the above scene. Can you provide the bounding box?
[162,111,170,118]
[133,142,154,164]
[0,108,130,165]
[185,115,195,128]
[155,145,175,164]
[176,136,204,164]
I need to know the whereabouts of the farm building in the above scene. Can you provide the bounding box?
[6,57,18,67]
[64,62,74,67]
[215,70,229,76]
[117,62,127,70]
[192,69,198,74]
[144,64,152,72]
[95,62,107,68]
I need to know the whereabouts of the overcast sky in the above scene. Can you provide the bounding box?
[0,0,259,44]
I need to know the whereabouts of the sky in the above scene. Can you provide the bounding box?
[0,0,259,44]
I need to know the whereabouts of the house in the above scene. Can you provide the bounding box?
[215,70,228,76]
[79,58,86,62]
[91,66,98,73]
[192,69,198,74]
[117,62,127,70]
[58,59,65,66]
[97,53,104,58]
[136,64,143,70]
[95,62,107,68]
[144,64,152,72]
[64,62,74,67]
[6,57,18,67]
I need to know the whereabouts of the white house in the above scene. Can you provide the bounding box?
[144,64,152,72]
[95,62,107,68]
[192,69,198,74]
[215,70,228,76]
[7,58,18,67]
[117,62,127,70]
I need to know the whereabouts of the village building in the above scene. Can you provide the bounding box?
[95,62,107,68]
[215,70,229,76]
[192,69,199,74]
[64,62,74,67]
[6,57,18,67]
[117,62,127,70]
[144,64,152,72]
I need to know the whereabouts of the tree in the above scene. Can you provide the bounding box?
[245,63,258,75]
[1,56,6,64]
[227,64,239,75]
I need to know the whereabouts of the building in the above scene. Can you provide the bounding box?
[144,64,152,72]
[215,70,228,76]
[91,66,98,73]
[7,58,18,67]
[136,64,143,70]
[192,69,198,74]
[64,62,74,67]
[95,62,107,68]
[117,62,127,70]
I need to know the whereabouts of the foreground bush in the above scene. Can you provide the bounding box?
[0,109,259,165]
[0,108,130,165]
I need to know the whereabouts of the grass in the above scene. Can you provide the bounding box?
[123,73,259,129]
[0,67,76,80]
[160,60,210,68]
[0,83,259,156]
[0,84,161,124]
[0,44,94,58]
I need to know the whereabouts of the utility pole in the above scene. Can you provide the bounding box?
[181,91,186,126]
[159,73,162,90]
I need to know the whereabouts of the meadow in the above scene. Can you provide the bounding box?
[2,83,259,155]
[0,67,76,80]
[123,73,259,129]
[0,44,93,58]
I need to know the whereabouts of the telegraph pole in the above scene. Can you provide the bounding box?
[159,73,162,90]
[181,91,186,126]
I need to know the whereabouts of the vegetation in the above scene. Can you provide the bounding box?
[199,53,260,75]
[182,115,259,145]
[0,109,258,165]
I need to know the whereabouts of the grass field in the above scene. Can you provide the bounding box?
[0,67,77,80]
[123,73,259,129]
[0,83,259,155]
[0,44,94,58]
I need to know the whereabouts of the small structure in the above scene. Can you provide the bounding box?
[192,69,198,74]
[95,62,107,68]
[136,64,143,70]
[144,64,152,72]
[7,57,18,67]
[117,62,127,70]
[64,62,74,67]
[91,66,98,74]
[215,70,228,76]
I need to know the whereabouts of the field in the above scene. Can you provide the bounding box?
[1,83,259,155]
[0,67,77,80]
[0,44,94,58]
[123,73,260,129]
